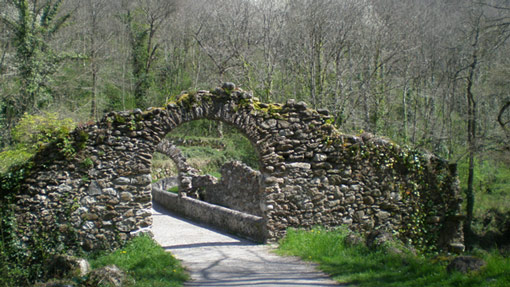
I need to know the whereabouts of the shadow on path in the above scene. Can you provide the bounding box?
[152,202,342,287]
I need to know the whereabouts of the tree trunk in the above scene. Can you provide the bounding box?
[90,68,97,120]
[402,81,408,144]
[464,26,479,238]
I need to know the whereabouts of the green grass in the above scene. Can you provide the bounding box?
[277,227,510,287]
[167,186,179,193]
[458,157,510,216]
[89,235,188,287]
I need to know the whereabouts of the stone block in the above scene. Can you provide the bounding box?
[120,192,133,202]
[88,181,102,195]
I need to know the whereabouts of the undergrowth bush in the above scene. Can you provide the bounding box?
[0,112,76,173]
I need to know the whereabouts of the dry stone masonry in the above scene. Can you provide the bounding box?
[202,161,263,217]
[10,83,463,251]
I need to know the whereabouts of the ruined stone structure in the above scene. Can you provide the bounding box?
[202,161,263,216]
[10,83,463,251]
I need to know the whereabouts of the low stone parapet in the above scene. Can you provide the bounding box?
[152,187,266,242]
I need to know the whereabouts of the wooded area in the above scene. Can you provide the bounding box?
[1,0,510,231]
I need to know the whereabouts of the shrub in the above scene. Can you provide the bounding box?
[0,112,76,173]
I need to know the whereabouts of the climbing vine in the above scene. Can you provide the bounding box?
[338,136,459,252]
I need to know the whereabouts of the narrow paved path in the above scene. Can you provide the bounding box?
[151,203,340,286]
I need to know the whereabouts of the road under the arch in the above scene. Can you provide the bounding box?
[151,203,342,286]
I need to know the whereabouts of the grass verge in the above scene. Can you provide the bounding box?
[89,235,188,287]
[277,227,510,287]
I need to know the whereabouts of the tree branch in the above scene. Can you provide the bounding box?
[498,101,510,135]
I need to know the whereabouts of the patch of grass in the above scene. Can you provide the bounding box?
[167,186,179,193]
[151,152,178,181]
[0,148,32,173]
[207,171,222,179]
[181,145,225,174]
[458,157,510,216]
[89,235,188,287]
[277,227,510,287]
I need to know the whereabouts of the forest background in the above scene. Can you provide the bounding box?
[1,0,510,247]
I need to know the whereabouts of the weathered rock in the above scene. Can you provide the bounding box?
[447,256,486,274]
[366,230,393,249]
[84,265,130,287]
[222,82,236,91]
[120,192,133,202]
[448,242,466,254]
[87,181,102,196]
[44,255,91,280]
[344,233,364,247]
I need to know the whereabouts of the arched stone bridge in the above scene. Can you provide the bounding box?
[13,84,463,251]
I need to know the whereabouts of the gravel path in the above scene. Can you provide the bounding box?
[151,203,341,286]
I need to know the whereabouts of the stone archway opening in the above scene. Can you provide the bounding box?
[151,117,267,241]
[154,119,259,177]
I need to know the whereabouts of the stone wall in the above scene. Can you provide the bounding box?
[12,141,153,251]
[202,161,262,216]
[6,83,463,251]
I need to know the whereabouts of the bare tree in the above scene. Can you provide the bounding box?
[84,0,113,120]
[126,0,178,108]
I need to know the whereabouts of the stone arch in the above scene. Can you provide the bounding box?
[131,86,281,240]
[153,138,202,195]
[12,83,464,251]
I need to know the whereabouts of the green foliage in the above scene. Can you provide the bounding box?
[167,186,179,193]
[171,119,259,171]
[152,119,259,180]
[0,112,77,174]
[457,157,510,246]
[171,119,222,138]
[0,199,30,287]
[89,235,188,286]
[179,135,258,172]
[125,9,156,109]
[0,164,29,196]
[0,148,31,174]
[11,112,76,153]
[179,145,225,174]
[80,157,94,169]
[103,83,128,112]
[278,227,510,287]
[1,0,70,121]
[458,157,510,215]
